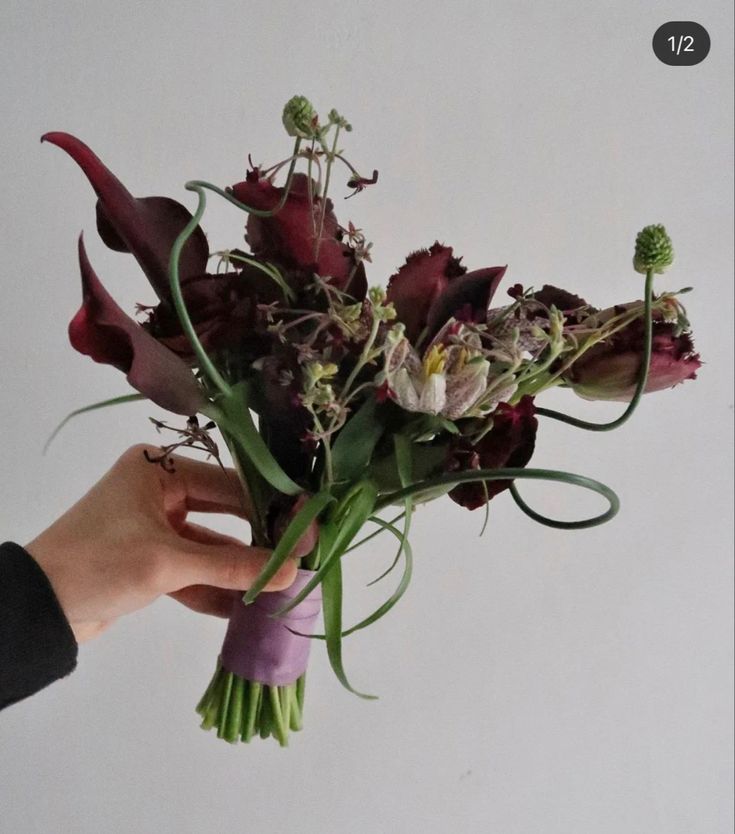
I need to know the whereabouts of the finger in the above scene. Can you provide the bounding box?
[160,453,253,519]
[168,585,237,618]
[163,540,297,593]
[176,520,248,549]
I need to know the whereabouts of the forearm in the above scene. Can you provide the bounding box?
[0,541,78,710]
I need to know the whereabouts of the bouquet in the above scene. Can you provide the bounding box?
[43,96,700,746]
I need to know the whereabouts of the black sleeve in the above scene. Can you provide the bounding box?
[0,541,78,709]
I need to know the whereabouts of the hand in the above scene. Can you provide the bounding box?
[25,445,295,643]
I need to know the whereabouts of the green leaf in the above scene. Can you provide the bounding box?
[309,443,415,641]
[343,512,406,554]
[43,393,145,453]
[328,515,413,636]
[272,480,378,616]
[217,381,302,496]
[331,397,384,484]
[242,490,335,604]
[322,554,376,699]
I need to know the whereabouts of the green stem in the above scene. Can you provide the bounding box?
[341,313,381,399]
[224,676,245,743]
[200,667,226,731]
[168,188,231,398]
[269,685,289,747]
[244,682,262,742]
[314,126,340,260]
[216,671,235,739]
[296,674,306,714]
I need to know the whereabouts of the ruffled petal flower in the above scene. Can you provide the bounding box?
[231,171,366,298]
[71,235,206,415]
[386,242,506,344]
[564,316,701,401]
[386,243,465,343]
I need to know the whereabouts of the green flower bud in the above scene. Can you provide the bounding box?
[634,224,674,274]
[282,95,318,139]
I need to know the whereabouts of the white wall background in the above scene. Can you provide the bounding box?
[0,2,732,833]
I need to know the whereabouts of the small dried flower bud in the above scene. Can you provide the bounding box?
[328,108,352,131]
[634,224,674,274]
[368,286,386,306]
[342,302,363,322]
[283,95,318,139]
[381,301,397,321]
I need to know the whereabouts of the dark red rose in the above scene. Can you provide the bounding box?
[386,242,506,344]
[447,396,538,510]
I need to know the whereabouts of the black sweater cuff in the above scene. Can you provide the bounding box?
[0,541,78,709]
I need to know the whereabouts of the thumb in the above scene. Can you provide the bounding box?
[167,540,297,593]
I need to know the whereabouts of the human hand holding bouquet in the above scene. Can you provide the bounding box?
[42,95,700,745]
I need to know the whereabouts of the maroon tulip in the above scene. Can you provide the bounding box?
[564,316,701,401]
[71,236,206,415]
[386,242,506,344]
[447,396,538,510]
[231,170,367,300]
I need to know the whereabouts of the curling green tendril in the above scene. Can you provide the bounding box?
[376,467,619,529]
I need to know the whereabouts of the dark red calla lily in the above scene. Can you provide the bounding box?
[44,132,282,363]
[386,243,506,344]
[42,132,209,300]
[447,396,538,510]
[231,171,366,299]
[71,235,206,415]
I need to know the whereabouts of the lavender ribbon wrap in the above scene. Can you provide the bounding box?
[220,569,322,687]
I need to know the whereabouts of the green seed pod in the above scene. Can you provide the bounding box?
[634,224,674,274]
[282,95,318,139]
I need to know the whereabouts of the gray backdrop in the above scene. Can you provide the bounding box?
[1,2,732,833]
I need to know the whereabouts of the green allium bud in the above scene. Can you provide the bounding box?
[282,95,318,139]
[634,224,674,274]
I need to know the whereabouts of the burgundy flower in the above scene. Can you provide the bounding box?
[386,243,506,344]
[145,267,274,361]
[563,316,701,401]
[71,235,206,415]
[42,132,209,300]
[231,171,367,300]
[530,285,592,317]
[43,132,277,380]
[447,396,538,510]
